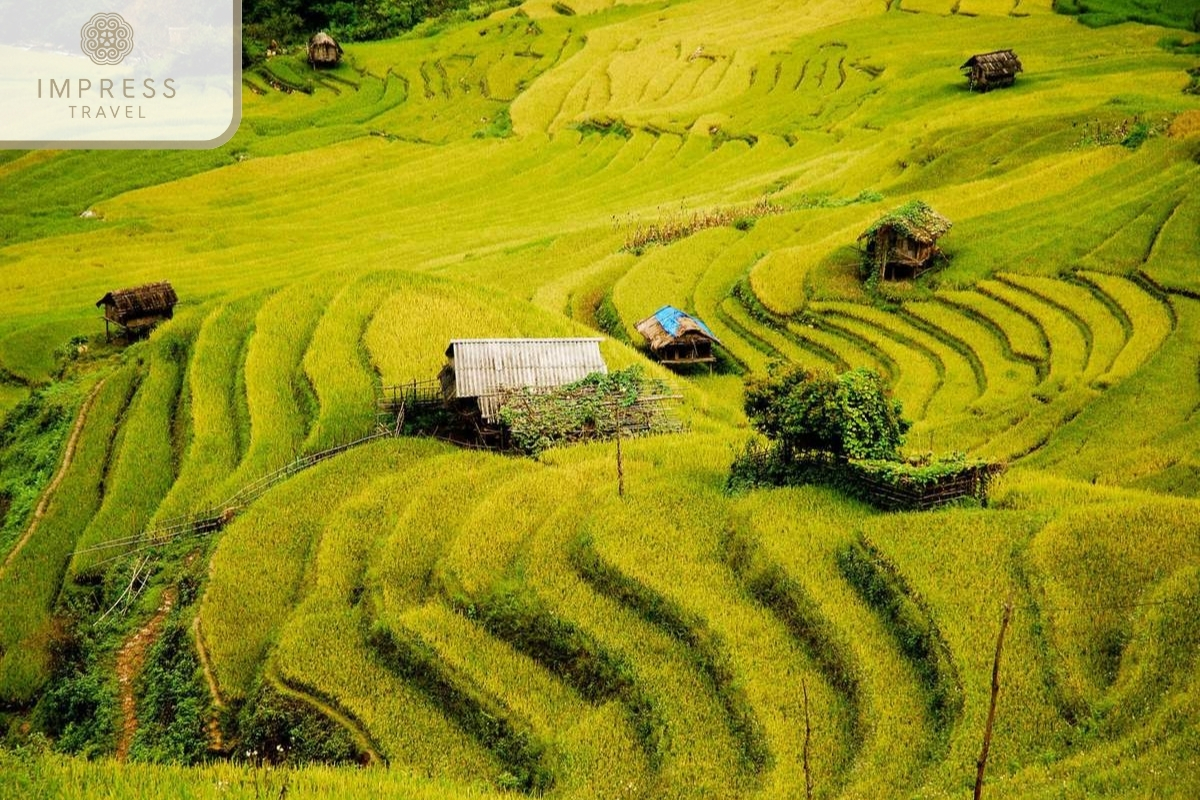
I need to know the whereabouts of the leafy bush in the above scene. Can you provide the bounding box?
[0,384,74,557]
[130,618,208,765]
[34,620,115,758]
[744,365,910,461]
[238,681,364,765]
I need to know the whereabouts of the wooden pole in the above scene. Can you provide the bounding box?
[615,402,625,499]
[974,596,1014,800]
[802,677,813,800]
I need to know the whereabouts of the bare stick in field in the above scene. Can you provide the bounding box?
[974,595,1014,800]
[803,677,814,800]
[615,401,625,499]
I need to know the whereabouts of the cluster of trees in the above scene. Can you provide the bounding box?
[734,365,999,510]
[743,365,910,463]
[243,0,470,56]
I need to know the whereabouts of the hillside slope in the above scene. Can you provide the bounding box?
[1,0,1199,797]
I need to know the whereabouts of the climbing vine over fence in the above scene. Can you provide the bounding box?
[497,367,681,456]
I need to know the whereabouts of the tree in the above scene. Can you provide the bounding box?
[744,365,910,461]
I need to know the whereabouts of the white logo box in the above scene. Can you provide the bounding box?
[0,0,241,148]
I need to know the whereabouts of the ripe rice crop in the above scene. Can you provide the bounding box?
[1,0,1199,796]
[69,315,199,578]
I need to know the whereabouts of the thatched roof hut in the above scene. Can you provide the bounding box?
[635,306,721,365]
[439,338,608,421]
[307,32,342,67]
[96,281,177,337]
[961,50,1022,92]
[858,202,951,281]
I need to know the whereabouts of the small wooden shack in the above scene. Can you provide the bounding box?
[307,32,342,68]
[961,50,1022,92]
[96,281,178,339]
[858,201,951,281]
[439,338,608,423]
[635,305,721,366]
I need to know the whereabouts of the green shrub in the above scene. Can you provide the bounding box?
[744,365,910,461]
[472,109,513,139]
[0,384,75,557]
[238,681,364,765]
[34,619,115,758]
[1121,121,1153,150]
[130,618,208,765]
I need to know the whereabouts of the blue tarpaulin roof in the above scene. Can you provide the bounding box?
[653,305,717,340]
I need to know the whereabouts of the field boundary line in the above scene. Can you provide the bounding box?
[192,616,227,747]
[267,665,386,766]
[994,275,1095,376]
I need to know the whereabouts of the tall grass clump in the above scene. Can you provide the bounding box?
[0,383,79,559]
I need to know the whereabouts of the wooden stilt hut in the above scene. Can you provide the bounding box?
[96,281,178,340]
[438,338,608,444]
[858,201,951,281]
[635,305,721,366]
[307,32,343,68]
[961,50,1023,92]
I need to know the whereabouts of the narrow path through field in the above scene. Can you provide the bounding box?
[192,615,226,753]
[0,379,105,580]
[115,586,177,762]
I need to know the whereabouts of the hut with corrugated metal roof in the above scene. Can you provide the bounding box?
[635,305,721,366]
[858,201,951,281]
[96,281,178,339]
[438,338,608,423]
[961,50,1022,92]
[307,32,343,67]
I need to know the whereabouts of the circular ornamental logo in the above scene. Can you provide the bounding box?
[80,13,134,66]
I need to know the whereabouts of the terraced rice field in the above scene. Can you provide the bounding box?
[1,0,1199,797]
